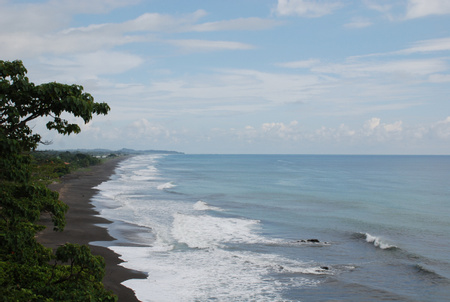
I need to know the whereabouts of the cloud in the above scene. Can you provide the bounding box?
[360,118,403,141]
[51,0,139,14]
[364,117,381,131]
[190,17,282,31]
[405,0,450,19]
[0,5,277,60]
[167,39,255,52]
[399,37,450,54]
[276,59,321,68]
[119,10,208,33]
[344,18,373,28]
[37,51,144,81]
[428,74,450,83]
[0,4,149,58]
[431,116,450,139]
[236,121,302,142]
[275,0,342,18]
[363,0,450,21]
[311,58,447,77]
[0,0,139,34]
[65,11,280,35]
[363,0,394,13]
[261,121,301,140]
[383,121,403,133]
[236,117,409,145]
[128,118,171,140]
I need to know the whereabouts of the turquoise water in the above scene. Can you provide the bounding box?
[93,155,450,301]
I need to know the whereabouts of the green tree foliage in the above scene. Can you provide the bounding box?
[31,151,102,182]
[0,60,116,301]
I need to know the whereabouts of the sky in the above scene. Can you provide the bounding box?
[1,0,450,154]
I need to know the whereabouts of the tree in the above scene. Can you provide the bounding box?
[0,60,116,301]
[1,60,109,151]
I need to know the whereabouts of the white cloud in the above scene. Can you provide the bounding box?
[363,0,450,21]
[431,116,450,139]
[364,117,381,131]
[313,124,357,141]
[363,0,393,13]
[50,0,139,14]
[383,121,403,132]
[261,121,301,140]
[276,59,321,68]
[360,118,403,141]
[344,18,373,28]
[126,68,326,118]
[0,5,148,58]
[236,121,302,142]
[128,118,172,140]
[167,39,255,52]
[0,0,138,34]
[65,11,280,35]
[275,0,342,18]
[312,58,447,77]
[0,6,276,59]
[120,10,208,33]
[405,0,450,19]
[236,117,408,145]
[399,37,450,54]
[190,17,282,32]
[428,74,450,83]
[36,51,144,82]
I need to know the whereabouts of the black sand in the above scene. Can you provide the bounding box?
[38,156,146,302]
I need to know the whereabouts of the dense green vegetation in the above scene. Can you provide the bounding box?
[31,151,103,182]
[1,60,117,301]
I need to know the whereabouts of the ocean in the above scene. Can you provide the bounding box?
[92,154,450,301]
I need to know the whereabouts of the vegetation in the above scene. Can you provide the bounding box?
[0,60,117,301]
[31,151,102,182]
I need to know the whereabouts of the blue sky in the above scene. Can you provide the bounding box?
[2,0,450,154]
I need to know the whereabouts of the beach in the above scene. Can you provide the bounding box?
[38,156,145,302]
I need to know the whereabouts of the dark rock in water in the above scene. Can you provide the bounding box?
[297,239,321,243]
[320,266,329,270]
[306,239,320,243]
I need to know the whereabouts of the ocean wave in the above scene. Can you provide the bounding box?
[193,200,223,212]
[279,264,333,275]
[354,232,397,250]
[157,181,176,190]
[413,264,450,282]
[172,213,264,249]
[116,246,321,302]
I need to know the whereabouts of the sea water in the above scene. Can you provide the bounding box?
[92,154,450,301]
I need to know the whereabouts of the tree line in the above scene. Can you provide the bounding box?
[0,60,118,301]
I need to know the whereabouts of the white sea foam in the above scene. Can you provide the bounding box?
[364,233,397,250]
[157,182,176,190]
[193,200,223,211]
[114,246,320,302]
[172,213,267,249]
[129,166,159,181]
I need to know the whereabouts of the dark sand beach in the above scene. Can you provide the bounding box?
[38,156,145,302]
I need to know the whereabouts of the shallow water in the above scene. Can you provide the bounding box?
[93,154,450,301]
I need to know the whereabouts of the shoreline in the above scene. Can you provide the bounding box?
[37,156,146,302]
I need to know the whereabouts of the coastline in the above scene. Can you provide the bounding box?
[37,156,146,302]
